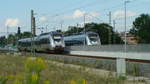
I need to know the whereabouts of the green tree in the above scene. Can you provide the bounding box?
[1,32,32,46]
[7,34,17,45]
[20,32,32,38]
[130,14,150,43]
[0,36,7,47]
[65,26,83,35]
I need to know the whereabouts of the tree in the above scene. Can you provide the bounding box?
[20,32,32,38]
[0,36,6,47]
[65,26,83,35]
[7,34,17,45]
[130,14,150,43]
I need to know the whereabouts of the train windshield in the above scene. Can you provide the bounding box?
[88,34,99,42]
[53,34,62,42]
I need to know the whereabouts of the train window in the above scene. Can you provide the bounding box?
[40,38,50,44]
[65,40,84,46]
[54,39,61,42]
[54,36,62,42]
[53,34,62,42]
[89,38,98,42]
[89,34,98,42]
[35,40,40,45]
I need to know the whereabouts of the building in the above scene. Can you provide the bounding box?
[120,32,138,45]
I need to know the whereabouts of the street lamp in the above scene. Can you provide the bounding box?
[124,0,130,54]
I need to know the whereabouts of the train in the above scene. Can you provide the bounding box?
[17,31,65,52]
[64,32,101,46]
[17,31,101,53]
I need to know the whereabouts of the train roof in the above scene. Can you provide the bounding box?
[64,32,99,41]
[18,37,37,42]
[39,31,62,36]
[18,31,62,42]
[64,32,98,37]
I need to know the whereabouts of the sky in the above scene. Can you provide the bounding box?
[0,0,150,36]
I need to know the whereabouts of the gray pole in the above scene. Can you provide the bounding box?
[77,23,79,34]
[6,26,9,50]
[31,10,33,35]
[109,11,112,25]
[60,20,63,31]
[46,25,48,33]
[31,10,33,56]
[6,26,8,40]
[108,11,112,44]
[31,10,35,56]
[124,1,130,55]
[84,14,86,46]
[113,20,116,44]
[125,2,127,53]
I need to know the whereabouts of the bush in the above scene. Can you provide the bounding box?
[0,76,8,84]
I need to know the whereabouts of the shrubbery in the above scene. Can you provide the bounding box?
[0,57,87,84]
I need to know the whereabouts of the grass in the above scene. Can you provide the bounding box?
[0,52,147,84]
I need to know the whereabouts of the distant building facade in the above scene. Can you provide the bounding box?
[120,32,138,45]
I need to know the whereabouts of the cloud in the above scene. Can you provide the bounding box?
[73,10,86,18]
[5,18,19,27]
[113,10,137,19]
[86,12,100,18]
[39,16,47,22]
[64,10,100,19]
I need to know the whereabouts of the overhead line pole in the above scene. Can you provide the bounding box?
[31,10,33,56]
[113,20,116,44]
[124,0,130,55]
[109,11,112,25]
[60,20,64,32]
[108,11,112,44]
[116,0,130,77]
[84,13,86,46]
[6,26,9,51]
[76,23,79,34]
[31,10,36,56]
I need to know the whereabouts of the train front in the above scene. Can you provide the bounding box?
[52,32,65,51]
[87,32,101,45]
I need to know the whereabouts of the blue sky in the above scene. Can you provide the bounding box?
[0,0,150,36]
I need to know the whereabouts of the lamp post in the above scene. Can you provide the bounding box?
[124,0,130,54]
[116,0,130,77]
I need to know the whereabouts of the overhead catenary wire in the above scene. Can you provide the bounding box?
[34,0,142,32]
[37,0,108,17]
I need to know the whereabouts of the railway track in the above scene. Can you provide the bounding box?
[20,51,150,63]
[0,49,150,63]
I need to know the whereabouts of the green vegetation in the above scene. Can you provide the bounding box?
[0,53,147,84]
[0,32,32,46]
[130,14,150,43]
[0,36,6,47]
